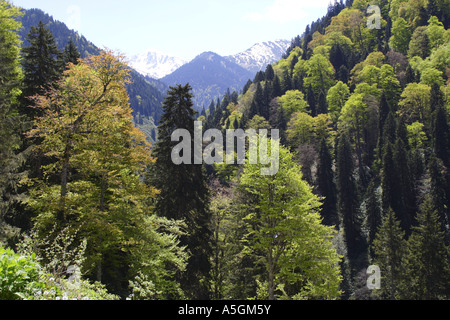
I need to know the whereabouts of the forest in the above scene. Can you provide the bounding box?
[0,0,449,301]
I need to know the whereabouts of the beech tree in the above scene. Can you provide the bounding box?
[239,144,342,300]
[26,50,187,297]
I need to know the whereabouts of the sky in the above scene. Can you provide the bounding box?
[11,0,332,61]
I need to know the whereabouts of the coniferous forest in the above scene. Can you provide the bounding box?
[0,0,450,303]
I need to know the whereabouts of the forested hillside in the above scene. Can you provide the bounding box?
[0,0,449,302]
[201,0,450,300]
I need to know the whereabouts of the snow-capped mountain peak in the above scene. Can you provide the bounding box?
[227,39,291,74]
[129,49,187,79]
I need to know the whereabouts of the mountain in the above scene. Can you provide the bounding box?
[15,8,165,142]
[161,52,254,110]
[227,40,291,74]
[129,49,187,79]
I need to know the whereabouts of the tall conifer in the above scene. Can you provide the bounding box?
[147,84,212,299]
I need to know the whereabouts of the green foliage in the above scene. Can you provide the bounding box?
[238,144,342,300]
[148,84,212,300]
[372,208,407,299]
[0,245,119,301]
[327,81,350,122]
[0,0,26,245]
[2,0,449,302]
[401,196,450,299]
[390,17,411,55]
[278,90,308,122]
[0,246,40,300]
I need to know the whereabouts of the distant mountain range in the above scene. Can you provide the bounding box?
[16,7,292,134]
[147,40,290,109]
[161,52,254,110]
[130,40,290,80]
[129,50,187,79]
[226,40,291,74]
[15,8,165,143]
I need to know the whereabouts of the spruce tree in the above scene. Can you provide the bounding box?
[317,91,328,115]
[336,134,365,274]
[63,39,81,67]
[393,138,415,235]
[281,69,292,94]
[0,0,26,243]
[405,64,416,85]
[21,21,62,115]
[428,156,449,241]
[372,208,407,300]
[381,142,398,215]
[250,82,264,119]
[316,139,338,227]
[264,64,275,82]
[401,195,450,299]
[306,85,317,117]
[377,93,391,161]
[271,75,282,99]
[429,83,444,114]
[381,112,397,148]
[431,94,449,167]
[147,84,212,299]
[365,181,382,254]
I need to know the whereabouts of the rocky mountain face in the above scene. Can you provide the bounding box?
[161,52,254,110]
[226,40,291,74]
[153,41,291,110]
[129,49,187,79]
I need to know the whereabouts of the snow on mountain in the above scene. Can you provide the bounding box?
[129,49,187,79]
[227,39,291,74]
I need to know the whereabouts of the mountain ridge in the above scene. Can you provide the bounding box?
[129,49,187,79]
[130,40,291,81]
[161,51,254,110]
[226,39,291,74]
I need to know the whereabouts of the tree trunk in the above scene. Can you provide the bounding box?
[268,248,275,300]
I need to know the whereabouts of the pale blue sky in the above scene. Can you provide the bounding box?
[11,0,331,61]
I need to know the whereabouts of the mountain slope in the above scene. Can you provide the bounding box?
[129,49,187,79]
[227,40,291,74]
[16,8,165,139]
[161,51,254,110]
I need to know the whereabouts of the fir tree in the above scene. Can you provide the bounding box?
[317,91,328,115]
[365,181,382,254]
[393,138,415,235]
[401,195,450,299]
[264,64,275,82]
[431,88,449,167]
[372,208,407,300]
[405,64,416,85]
[381,112,397,148]
[381,142,398,215]
[62,39,81,67]
[0,0,26,243]
[428,156,450,240]
[250,82,264,119]
[243,79,252,95]
[281,70,292,94]
[306,85,317,117]
[316,139,338,227]
[271,75,282,99]
[336,134,365,273]
[21,21,62,116]
[147,84,212,300]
